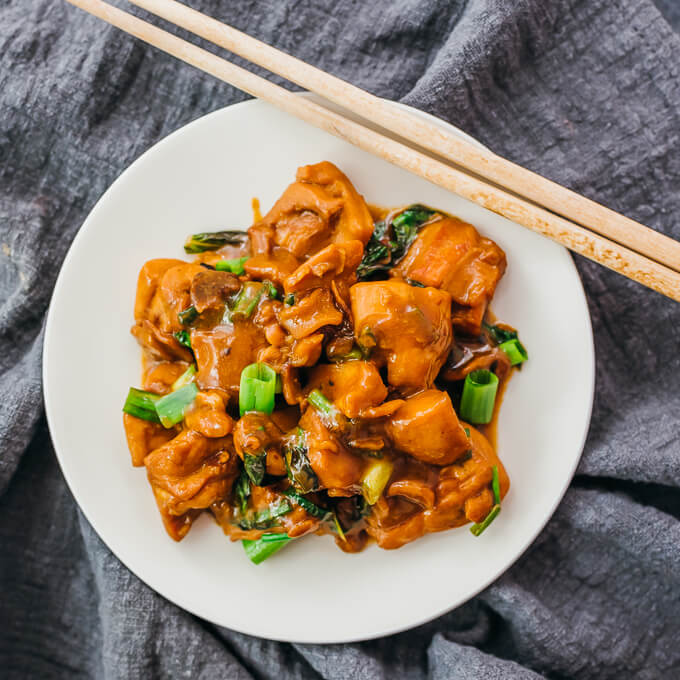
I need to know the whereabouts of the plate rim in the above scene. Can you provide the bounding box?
[43,95,595,643]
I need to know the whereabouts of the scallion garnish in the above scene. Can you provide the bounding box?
[492,465,501,505]
[155,383,198,427]
[464,427,471,438]
[230,282,264,320]
[239,362,277,416]
[171,365,196,391]
[122,387,160,423]
[178,305,198,326]
[215,256,249,275]
[307,389,343,430]
[173,330,192,348]
[284,293,295,306]
[459,370,499,424]
[360,458,394,505]
[234,470,251,516]
[332,513,347,542]
[499,338,528,366]
[262,280,279,299]
[184,230,249,254]
[242,534,292,564]
[470,504,501,536]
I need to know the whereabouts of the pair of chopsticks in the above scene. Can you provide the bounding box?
[67,0,680,302]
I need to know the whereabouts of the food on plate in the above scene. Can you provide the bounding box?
[122,161,527,563]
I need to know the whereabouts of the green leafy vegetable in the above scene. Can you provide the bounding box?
[173,330,192,348]
[184,230,249,254]
[283,428,319,494]
[482,321,517,345]
[243,452,266,486]
[215,256,249,275]
[459,369,499,425]
[122,387,160,423]
[356,205,436,280]
[242,533,292,564]
[234,470,251,516]
[178,305,198,326]
[283,489,329,518]
[155,383,198,427]
[237,497,292,530]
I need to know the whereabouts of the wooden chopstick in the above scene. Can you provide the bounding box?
[128,0,680,274]
[65,0,680,302]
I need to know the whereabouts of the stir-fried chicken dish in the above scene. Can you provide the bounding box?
[123,162,528,563]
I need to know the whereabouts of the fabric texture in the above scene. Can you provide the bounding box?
[1,0,679,677]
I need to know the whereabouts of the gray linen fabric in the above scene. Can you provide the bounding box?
[1,0,679,677]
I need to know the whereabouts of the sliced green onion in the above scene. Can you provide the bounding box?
[231,282,264,320]
[329,346,364,363]
[361,458,394,505]
[173,330,192,348]
[184,230,249,254]
[470,504,501,536]
[242,534,292,564]
[492,465,501,505]
[284,293,295,306]
[262,280,279,299]
[239,362,277,416]
[283,489,329,518]
[215,256,249,275]
[243,452,266,486]
[500,338,528,366]
[178,305,198,326]
[122,387,160,423]
[459,370,499,425]
[171,365,196,391]
[155,383,198,427]
[464,427,471,438]
[307,389,343,430]
[274,374,283,394]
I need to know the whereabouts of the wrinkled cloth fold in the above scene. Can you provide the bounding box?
[1,0,679,678]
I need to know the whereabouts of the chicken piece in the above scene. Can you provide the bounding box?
[233,412,282,462]
[306,361,388,418]
[350,280,452,391]
[288,334,324,367]
[145,430,237,540]
[123,414,177,467]
[283,241,363,294]
[277,288,344,339]
[393,216,506,335]
[192,321,268,393]
[131,319,193,363]
[184,390,234,438]
[385,390,470,465]
[134,258,186,324]
[145,262,205,334]
[298,407,363,491]
[257,161,373,259]
[190,269,240,313]
[244,247,300,287]
[366,425,509,549]
[142,360,190,394]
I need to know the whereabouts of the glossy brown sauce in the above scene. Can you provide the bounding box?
[124,162,518,553]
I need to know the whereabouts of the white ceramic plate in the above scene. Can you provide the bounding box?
[43,97,594,643]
